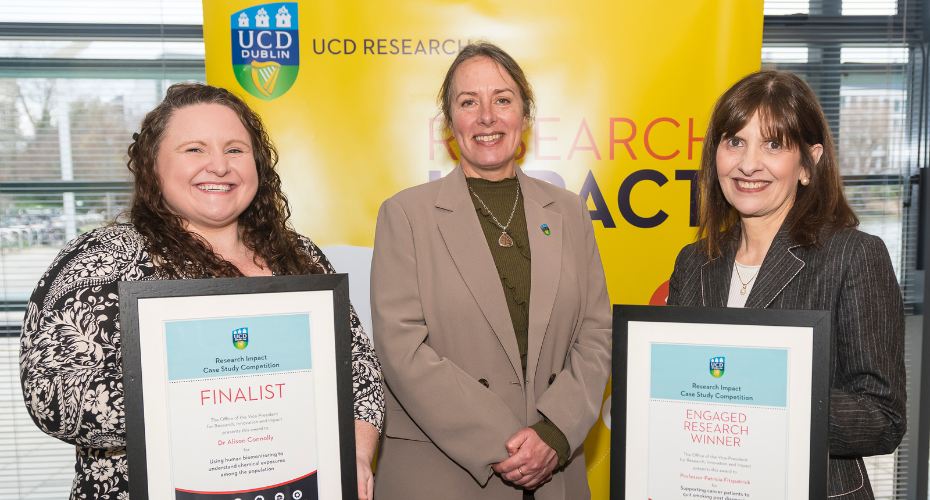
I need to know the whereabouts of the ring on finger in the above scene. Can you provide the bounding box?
[518,467,525,476]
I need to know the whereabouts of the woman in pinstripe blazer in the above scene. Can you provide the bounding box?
[668,71,905,499]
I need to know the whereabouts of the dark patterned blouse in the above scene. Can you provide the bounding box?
[19,224,384,500]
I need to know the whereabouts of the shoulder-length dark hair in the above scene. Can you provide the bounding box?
[126,83,322,278]
[437,41,536,135]
[696,70,858,259]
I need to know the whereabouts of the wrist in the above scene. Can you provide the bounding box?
[529,419,570,466]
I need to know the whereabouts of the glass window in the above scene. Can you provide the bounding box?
[3,0,203,24]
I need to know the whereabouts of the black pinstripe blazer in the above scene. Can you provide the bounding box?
[667,225,906,499]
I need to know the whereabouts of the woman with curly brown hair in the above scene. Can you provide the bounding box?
[19,83,384,500]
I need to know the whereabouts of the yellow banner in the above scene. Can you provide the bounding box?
[203,1,762,495]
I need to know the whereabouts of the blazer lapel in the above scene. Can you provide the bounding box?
[700,248,733,307]
[436,166,525,382]
[745,229,805,308]
[518,168,561,384]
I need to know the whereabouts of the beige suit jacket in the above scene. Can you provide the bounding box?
[370,166,612,500]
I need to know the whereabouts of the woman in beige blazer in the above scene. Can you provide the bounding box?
[370,42,612,500]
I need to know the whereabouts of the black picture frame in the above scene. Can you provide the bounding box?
[119,274,356,500]
[610,304,831,499]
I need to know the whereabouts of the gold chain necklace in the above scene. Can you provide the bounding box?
[468,180,521,248]
[734,263,759,295]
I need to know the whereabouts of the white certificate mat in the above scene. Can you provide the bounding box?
[120,275,356,500]
[612,305,831,500]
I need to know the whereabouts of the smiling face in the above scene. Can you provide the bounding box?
[155,103,259,235]
[716,112,822,226]
[449,56,527,180]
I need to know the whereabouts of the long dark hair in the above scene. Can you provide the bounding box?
[126,83,323,278]
[697,71,858,258]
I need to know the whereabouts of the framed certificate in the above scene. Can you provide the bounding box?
[119,274,356,500]
[611,305,831,500]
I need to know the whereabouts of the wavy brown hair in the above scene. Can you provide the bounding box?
[696,71,858,259]
[126,83,323,278]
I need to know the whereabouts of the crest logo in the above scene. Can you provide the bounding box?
[709,357,725,378]
[233,328,249,350]
[231,3,299,100]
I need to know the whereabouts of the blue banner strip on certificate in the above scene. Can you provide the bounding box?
[649,343,789,407]
[165,313,312,381]
[175,471,316,500]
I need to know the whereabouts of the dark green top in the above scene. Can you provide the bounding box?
[466,176,570,467]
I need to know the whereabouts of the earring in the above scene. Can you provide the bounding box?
[800,177,810,186]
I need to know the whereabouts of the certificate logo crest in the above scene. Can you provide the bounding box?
[709,357,725,378]
[231,2,299,101]
[233,328,249,350]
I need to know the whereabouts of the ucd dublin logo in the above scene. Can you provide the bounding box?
[709,357,725,378]
[233,328,249,350]
[231,3,299,100]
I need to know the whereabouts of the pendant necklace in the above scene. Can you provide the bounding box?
[734,263,759,295]
[468,180,520,248]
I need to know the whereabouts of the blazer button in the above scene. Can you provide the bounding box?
[548,373,556,386]
[479,378,489,388]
